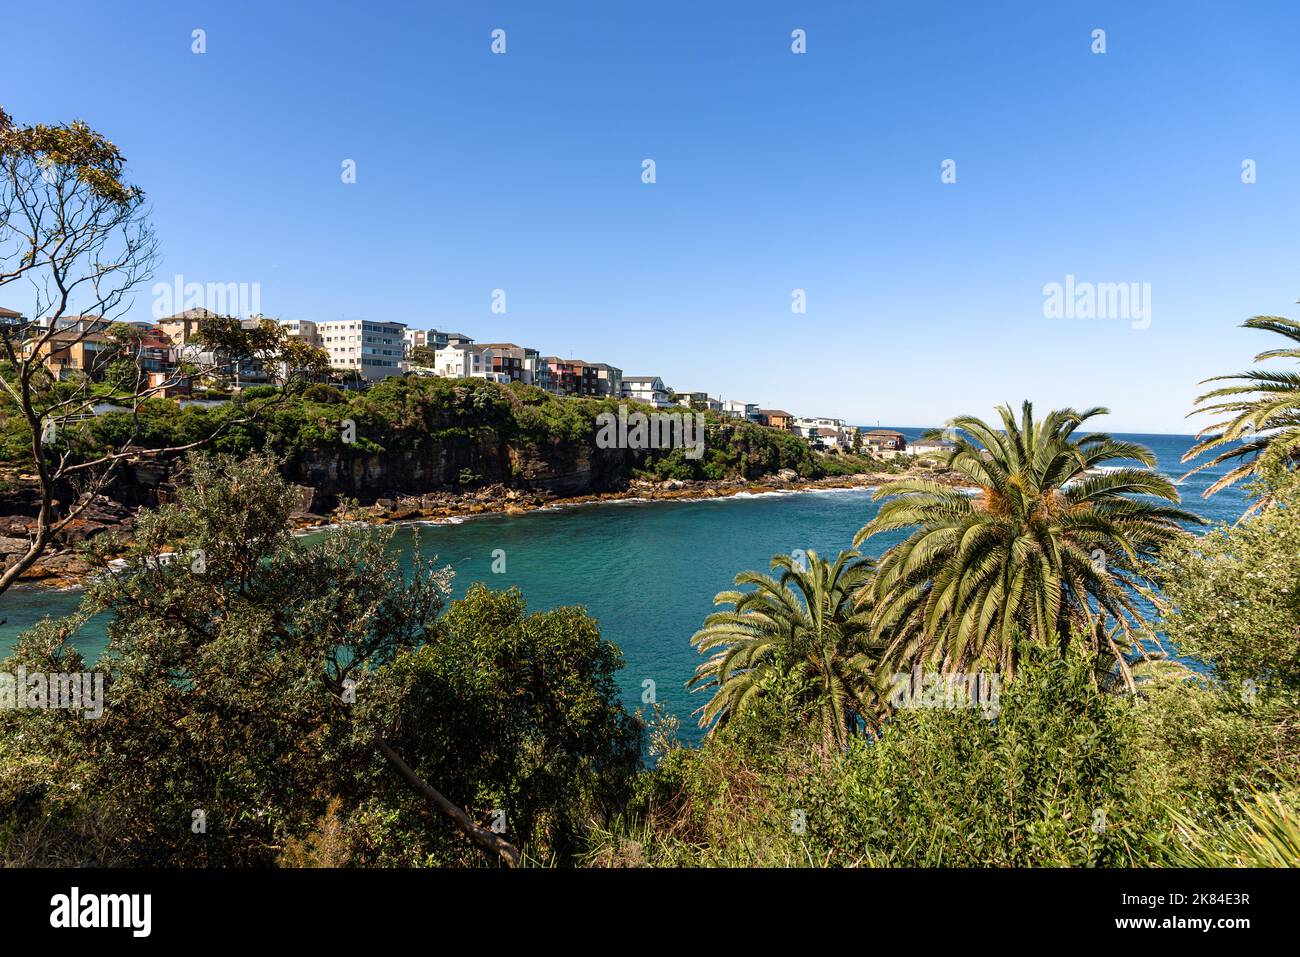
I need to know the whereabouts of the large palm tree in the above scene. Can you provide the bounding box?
[854,402,1200,688]
[687,549,886,751]
[1183,313,1300,507]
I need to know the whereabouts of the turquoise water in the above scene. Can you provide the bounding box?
[0,431,1249,744]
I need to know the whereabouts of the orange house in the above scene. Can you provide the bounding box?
[758,409,795,431]
[21,330,114,380]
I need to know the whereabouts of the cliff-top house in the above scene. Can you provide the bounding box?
[757,409,794,431]
[621,375,672,408]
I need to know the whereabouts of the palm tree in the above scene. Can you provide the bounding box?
[1183,313,1300,507]
[854,402,1200,688]
[687,549,886,751]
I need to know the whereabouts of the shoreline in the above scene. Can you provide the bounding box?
[6,466,972,593]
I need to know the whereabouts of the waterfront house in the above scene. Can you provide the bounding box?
[863,429,908,454]
[910,438,955,458]
[793,415,844,437]
[541,357,600,396]
[476,342,549,387]
[434,342,509,382]
[533,352,555,393]
[159,311,279,385]
[477,342,527,383]
[757,409,794,431]
[587,362,623,399]
[621,375,673,408]
[676,391,722,412]
[722,400,761,421]
[541,357,577,395]
[811,427,846,450]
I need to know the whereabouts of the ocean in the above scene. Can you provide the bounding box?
[0,430,1250,744]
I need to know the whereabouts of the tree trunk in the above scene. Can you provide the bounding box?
[376,738,521,867]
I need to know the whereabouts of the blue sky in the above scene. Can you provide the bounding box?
[3,0,1298,432]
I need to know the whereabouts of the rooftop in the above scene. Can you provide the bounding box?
[29,329,112,344]
[159,308,221,322]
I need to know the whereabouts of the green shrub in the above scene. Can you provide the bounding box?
[302,383,346,404]
[602,645,1170,867]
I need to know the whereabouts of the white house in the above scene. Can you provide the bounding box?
[435,343,489,378]
[793,415,845,437]
[432,343,511,383]
[722,400,760,421]
[809,427,847,451]
[910,439,955,458]
[676,391,722,412]
[621,375,673,408]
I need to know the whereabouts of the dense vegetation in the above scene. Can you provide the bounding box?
[4,315,1300,868]
[0,373,874,489]
[3,436,1297,867]
[0,453,639,866]
[588,469,1300,867]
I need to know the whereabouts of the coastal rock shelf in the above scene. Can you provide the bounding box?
[0,466,971,591]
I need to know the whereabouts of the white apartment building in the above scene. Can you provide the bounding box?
[317,320,407,380]
[280,319,321,347]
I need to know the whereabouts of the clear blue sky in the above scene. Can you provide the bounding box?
[4,0,1298,432]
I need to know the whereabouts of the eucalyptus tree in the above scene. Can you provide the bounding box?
[0,106,325,598]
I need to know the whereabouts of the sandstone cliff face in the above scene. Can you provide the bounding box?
[0,430,644,585]
[265,432,636,509]
[1,429,640,534]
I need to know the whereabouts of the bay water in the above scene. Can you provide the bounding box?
[0,430,1250,744]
